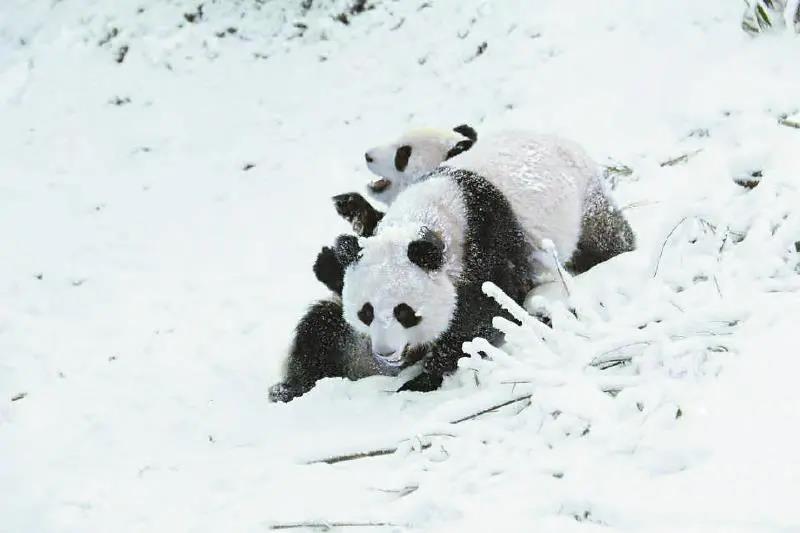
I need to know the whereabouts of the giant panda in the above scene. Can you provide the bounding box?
[341,167,536,392]
[270,165,534,400]
[268,235,406,403]
[336,126,635,273]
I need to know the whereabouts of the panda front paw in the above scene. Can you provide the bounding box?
[313,246,344,295]
[332,193,382,237]
[268,381,304,403]
[397,372,443,393]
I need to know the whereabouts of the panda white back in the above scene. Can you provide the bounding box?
[451,131,598,260]
[365,128,599,260]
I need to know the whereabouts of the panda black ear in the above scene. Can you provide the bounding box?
[314,234,362,295]
[445,139,474,160]
[453,124,477,142]
[407,230,445,271]
[395,145,412,172]
[334,234,362,268]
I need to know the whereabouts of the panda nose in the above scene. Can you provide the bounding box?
[365,152,374,163]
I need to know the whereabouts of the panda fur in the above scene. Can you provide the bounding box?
[269,235,404,403]
[352,126,635,273]
[346,167,533,391]
[270,167,532,398]
[267,297,397,403]
[363,125,477,205]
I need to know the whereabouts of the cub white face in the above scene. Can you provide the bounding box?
[363,126,476,205]
[342,227,456,367]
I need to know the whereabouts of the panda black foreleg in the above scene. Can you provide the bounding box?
[332,192,384,237]
[397,284,509,393]
[269,299,352,403]
[397,371,444,393]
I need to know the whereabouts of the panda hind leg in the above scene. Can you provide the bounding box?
[269,299,352,403]
[569,190,636,274]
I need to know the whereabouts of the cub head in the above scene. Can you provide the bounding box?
[342,227,456,367]
[363,124,477,204]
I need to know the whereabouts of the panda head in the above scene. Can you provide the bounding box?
[342,227,457,367]
[363,124,477,204]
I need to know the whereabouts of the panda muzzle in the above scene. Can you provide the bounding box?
[372,345,406,367]
[368,178,391,193]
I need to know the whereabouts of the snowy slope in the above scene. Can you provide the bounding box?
[1,1,799,531]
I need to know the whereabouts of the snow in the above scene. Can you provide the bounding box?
[2,0,800,531]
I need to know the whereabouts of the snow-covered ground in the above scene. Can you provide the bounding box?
[2,1,799,531]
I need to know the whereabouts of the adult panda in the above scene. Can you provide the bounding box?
[335,126,635,273]
[270,166,534,400]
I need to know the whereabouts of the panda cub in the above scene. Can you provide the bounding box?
[340,168,534,392]
[363,125,478,204]
[336,126,635,273]
[270,166,533,400]
[334,125,476,238]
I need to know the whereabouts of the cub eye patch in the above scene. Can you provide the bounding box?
[358,302,374,326]
[394,303,421,328]
[394,145,412,172]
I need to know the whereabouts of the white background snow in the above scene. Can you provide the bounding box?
[1,0,799,531]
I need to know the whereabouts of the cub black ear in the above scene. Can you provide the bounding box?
[394,145,412,172]
[445,139,474,160]
[334,234,362,268]
[453,124,477,141]
[407,230,445,271]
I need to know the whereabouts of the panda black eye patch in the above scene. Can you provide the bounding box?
[394,303,421,328]
[394,145,412,172]
[358,302,374,326]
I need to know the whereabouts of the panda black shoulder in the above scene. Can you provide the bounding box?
[414,167,535,380]
[443,166,534,305]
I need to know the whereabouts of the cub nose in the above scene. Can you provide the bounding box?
[365,152,374,163]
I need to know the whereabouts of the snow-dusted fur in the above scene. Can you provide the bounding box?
[342,168,534,391]
[362,128,635,269]
[365,128,473,204]
[342,178,467,359]
[454,131,594,261]
[268,297,397,403]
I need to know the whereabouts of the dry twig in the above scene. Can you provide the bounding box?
[306,394,532,465]
[306,444,431,465]
[659,149,703,167]
[451,394,532,424]
[270,522,405,530]
[653,217,689,277]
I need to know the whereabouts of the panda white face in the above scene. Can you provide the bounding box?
[342,228,456,367]
[363,126,476,205]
